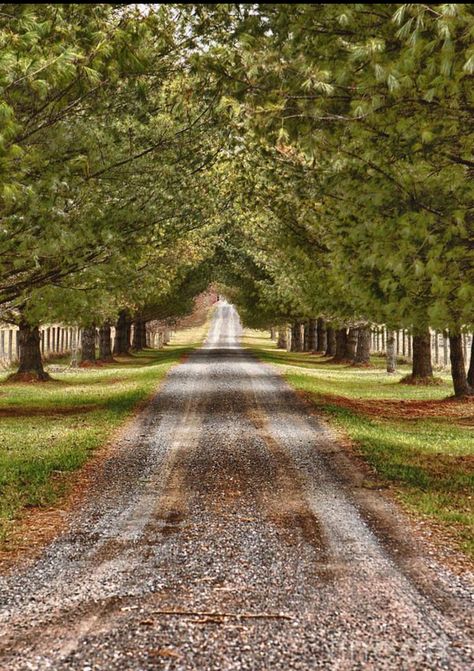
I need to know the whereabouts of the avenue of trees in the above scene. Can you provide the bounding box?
[0,4,473,396]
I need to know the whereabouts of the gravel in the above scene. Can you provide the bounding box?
[0,302,472,670]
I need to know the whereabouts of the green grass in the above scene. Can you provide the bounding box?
[0,321,208,543]
[243,330,474,559]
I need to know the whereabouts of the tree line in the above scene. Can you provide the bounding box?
[0,4,473,396]
[200,3,474,396]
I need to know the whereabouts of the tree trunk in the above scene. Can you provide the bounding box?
[354,324,371,365]
[325,326,336,357]
[386,330,396,374]
[467,335,474,388]
[316,318,327,353]
[270,327,276,341]
[290,321,303,352]
[333,328,348,361]
[113,310,130,355]
[277,327,287,350]
[308,318,317,351]
[132,317,144,350]
[449,333,472,397]
[345,327,358,362]
[80,326,96,365]
[303,321,310,351]
[9,319,50,381]
[98,323,113,362]
[410,329,433,380]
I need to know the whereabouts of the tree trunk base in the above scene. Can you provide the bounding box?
[78,360,105,369]
[7,370,51,382]
[351,361,375,368]
[97,355,116,364]
[399,374,443,386]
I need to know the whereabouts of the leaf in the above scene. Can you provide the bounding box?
[387,73,400,92]
[338,13,349,27]
[421,129,433,144]
[463,54,474,74]
[82,65,101,85]
[392,5,407,26]
[374,64,385,82]
[30,79,50,98]
[277,126,289,144]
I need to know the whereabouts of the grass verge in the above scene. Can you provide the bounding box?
[243,330,474,560]
[0,319,210,545]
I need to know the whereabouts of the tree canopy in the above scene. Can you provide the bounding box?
[1,3,473,395]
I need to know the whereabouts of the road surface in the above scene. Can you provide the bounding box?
[0,302,472,669]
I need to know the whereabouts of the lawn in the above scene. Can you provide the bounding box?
[243,330,474,559]
[0,320,209,544]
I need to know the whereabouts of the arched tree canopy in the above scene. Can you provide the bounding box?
[1,3,473,394]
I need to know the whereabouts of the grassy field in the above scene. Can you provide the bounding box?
[0,320,210,544]
[243,330,474,558]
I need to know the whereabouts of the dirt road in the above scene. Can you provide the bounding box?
[0,302,472,670]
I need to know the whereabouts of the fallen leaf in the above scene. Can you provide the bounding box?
[149,647,181,659]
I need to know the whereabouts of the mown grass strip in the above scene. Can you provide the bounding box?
[243,330,474,559]
[0,321,209,543]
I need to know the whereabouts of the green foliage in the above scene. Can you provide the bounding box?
[0,4,224,327]
[191,3,473,337]
[0,4,472,393]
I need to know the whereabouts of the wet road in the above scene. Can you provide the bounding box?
[0,302,472,669]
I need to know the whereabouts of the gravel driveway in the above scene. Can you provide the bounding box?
[0,302,472,670]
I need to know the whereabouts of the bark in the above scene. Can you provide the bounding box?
[80,326,96,364]
[386,330,396,374]
[345,327,358,362]
[411,329,433,379]
[449,333,473,397]
[98,323,113,362]
[308,318,318,351]
[290,321,303,352]
[467,336,474,388]
[9,319,50,381]
[442,330,449,366]
[277,327,287,350]
[270,327,277,341]
[333,328,348,361]
[316,318,327,353]
[113,310,131,355]
[303,321,310,351]
[325,326,336,357]
[354,325,371,365]
[132,317,145,350]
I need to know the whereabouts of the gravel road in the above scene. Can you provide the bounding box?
[0,302,472,670]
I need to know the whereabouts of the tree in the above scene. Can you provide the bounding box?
[1,4,227,378]
[194,3,473,396]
